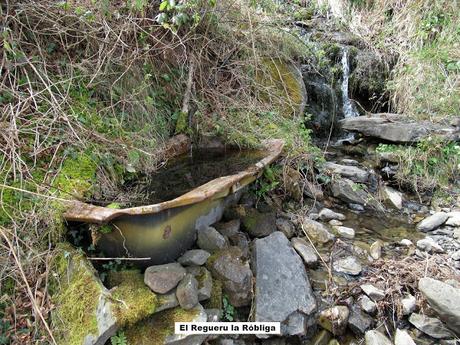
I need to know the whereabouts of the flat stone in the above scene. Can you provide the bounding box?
[330,178,382,211]
[394,329,416,345]
[253,232,316,336]
[301,218,335,244]
[369,240,383,260]
[349,306,373,335]
[242,208,277,238]
[329,219,343,226]
[359,295,377,315]
[382,186,403,209]
[207,247,252,307]
[333,256,362,276]
[446,212,460,227]
[197,226,227,253]
[401,294,416,315]
[178,249,211,266]
[214,219,241,237]
[291,237,319,267]
[276,218,296,238]
[323,162,369,183]
[333,226,355,239]
[361,284,385,301]
[176,274,199,310]
[364,330,392,345]
[319,208,346,221]
[416,237,444,253]
[419,277,460,335]
[318,306,349,336]
[409,313,454,339]
[417,212,449,232]
[144,263,186,294]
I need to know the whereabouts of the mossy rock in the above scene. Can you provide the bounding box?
[256,58,307,117]
[124,304,207,345]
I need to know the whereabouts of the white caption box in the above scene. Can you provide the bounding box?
[175,322,281,335]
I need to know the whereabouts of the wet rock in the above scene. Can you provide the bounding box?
[394,329,416,345]
[369,240,383,260]
[319,208,346,221]
[359,296,377,315]
[333,256,362,276]
[416,237,444,253]
[176,274,199,310]
[291,237,318,267]
[144,263,187,294]
[419,277,460,335]
[382,186,403,210]
[323,162,369,183]
[333,226,355,239]
[409,313,454,339]
[361,284,385,301]
[207,247,252,307]
[253,232,316,336]
[416,212,449,232]
[349,306,373,335]
[340,114,459,143]
[401,294,416,315]
[364,330,392,345]
[319,306,349,336]
[301,218,335,244]
[330,178,382,211]
[197,226,227,253]
[329,219,343,226]
[242,208,277,238]
[178,249,211,266]
[276,218,296,239]
[446,212,460,227]
[214,219,241,237]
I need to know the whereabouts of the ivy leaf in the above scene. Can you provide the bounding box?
[159,0,168,11]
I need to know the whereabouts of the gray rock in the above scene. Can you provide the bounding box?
[361,284,385,301]
[301,218,335,244]
[318,305,349,335]
[401,294,416,315]
[446,212,460,227]
[417,212,449,232]
[176,274,199,310]
[333,256,362,276]
[318,208,346,221]
[359,295,377,315]
[323,162,369,183]
[369,240,383,260]
[381,186,403,209]
[163,304,208,345]
[156,292,179,312]
[291,237,318,267]
[416,237,444,253]
[242,208,277,238]
[208,247,252,307]
[329,219,343,226]
[330,178,382,211]
[349,306,373,335]
[144,263,186,294]
[253,232,316,336]
[187,266,213,302]
[400,239,413,246]
[364,330,392,345]
[228,232,250,259]
[178,249,211,266]
[452,251,460,261]
[419,277,460,335]
[276,218,296,238]
[409,313,455,339]
[311,329,332,345]
[333,226,355,239]
[197,226,227,253]
[214,219,241,237]
[394,329,416,345]
[206,309,221,322]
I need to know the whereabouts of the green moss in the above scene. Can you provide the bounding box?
[124,307,201,345]
[53,152,98,198]
[51,244,100,345]
[203,279,223,310]
[108,270,157,326]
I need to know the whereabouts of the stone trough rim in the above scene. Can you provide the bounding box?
[63,137,285,224]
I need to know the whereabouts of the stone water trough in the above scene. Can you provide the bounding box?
[63,137,284,265]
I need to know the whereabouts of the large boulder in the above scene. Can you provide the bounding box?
[252,232,316,336]
[416,212,449,232]
[418,278,460,335]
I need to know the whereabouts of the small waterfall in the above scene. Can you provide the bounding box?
[341,49,358,118]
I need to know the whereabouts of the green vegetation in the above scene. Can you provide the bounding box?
[222,295,236,321]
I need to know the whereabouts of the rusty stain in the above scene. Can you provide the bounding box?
[163,225,172,239]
